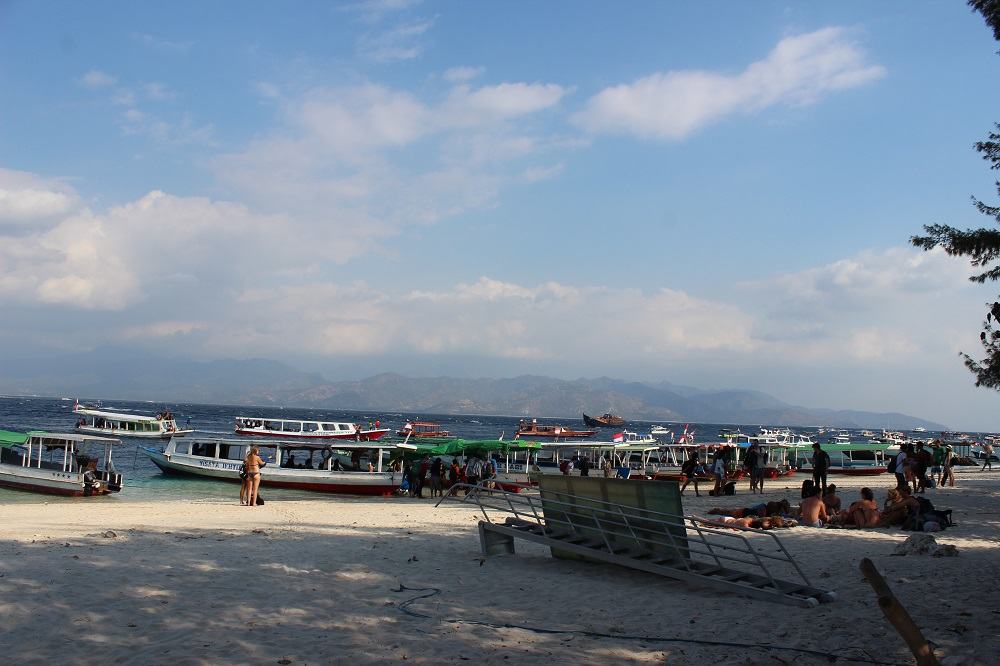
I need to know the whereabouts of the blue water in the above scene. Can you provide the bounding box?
[0,395,954,503]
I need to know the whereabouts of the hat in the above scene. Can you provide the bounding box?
[946,445,953,450]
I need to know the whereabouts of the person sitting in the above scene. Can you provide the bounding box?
[800,478,815,499]
[303,458,313,469]
[799,487,829,527]
[284,454,296,468]
[878,487,920,527]
[822,484,841,514]
[836,487,880,528]
[333,457,343,471]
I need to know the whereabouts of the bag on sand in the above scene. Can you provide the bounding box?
[255,494,265,506]
[723,481,736,496]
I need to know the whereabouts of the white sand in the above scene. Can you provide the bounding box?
[2,470,999,665]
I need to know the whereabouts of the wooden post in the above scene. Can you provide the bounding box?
[859,558,939,666]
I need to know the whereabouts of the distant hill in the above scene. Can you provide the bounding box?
[0,352,948,430]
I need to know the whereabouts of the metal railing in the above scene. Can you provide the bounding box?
[438,482,814,592]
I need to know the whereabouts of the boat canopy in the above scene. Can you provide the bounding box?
[0,429,28,448]
[28,431,122,446]
[398,438,541,457]
[75,407,160,422]
[192,437,395,450]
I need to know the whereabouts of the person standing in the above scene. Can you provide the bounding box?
[931,441,945,487]
[942,445,956,487]
[811,443,830,496]
[982,442,994,471]
[430,457,444,497]
[744,443,760,493]
[893,445,909,492]
[243,446,265,507]
[711,448,726,497]
[579,455,591,477]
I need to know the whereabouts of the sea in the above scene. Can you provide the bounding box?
[0,395,956,504]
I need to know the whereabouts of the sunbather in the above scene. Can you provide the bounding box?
[835,487,880,527]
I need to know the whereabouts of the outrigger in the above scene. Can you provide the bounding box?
[0,430,123,496]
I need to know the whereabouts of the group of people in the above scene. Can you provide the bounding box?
[399,454,501,498]
[890,440,956,492]
[704,478,950,532]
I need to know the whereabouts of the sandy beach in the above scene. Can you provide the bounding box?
[2,470,999,665]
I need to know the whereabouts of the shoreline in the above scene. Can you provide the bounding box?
[2,471,999,664]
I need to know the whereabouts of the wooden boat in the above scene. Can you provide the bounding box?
[74,401,193,439]
[398,421,450,438]
[517,419,595,440]
[143,438,399,495]
[582,412,625,427]
[235,416,389,441]
[0,429,123,496]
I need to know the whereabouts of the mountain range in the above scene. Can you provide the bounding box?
[0,352,948,430]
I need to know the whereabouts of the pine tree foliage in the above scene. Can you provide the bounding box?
[910,1,1000,388]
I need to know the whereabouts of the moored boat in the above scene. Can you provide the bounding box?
[516,419,595,440]
[235,416,389,441]
[143,437,399,495]
[398,421,450,438]
[0,429,123,496]
[582,412,625,427]
[74,401,193,438]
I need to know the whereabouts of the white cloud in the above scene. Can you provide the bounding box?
[130,33,194,52]
[0,170,79,230]
[80,69,117,89]
[574,27,885,140]
[357,18,434,62]
[443,66,484,83]
[443,83,569,125]
[144,82,175,101]
[343,0,423,24]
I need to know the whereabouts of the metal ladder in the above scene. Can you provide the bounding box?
[438,483,835,608]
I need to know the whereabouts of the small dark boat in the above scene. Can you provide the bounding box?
[517,420,595,439]
[582,412,625,427]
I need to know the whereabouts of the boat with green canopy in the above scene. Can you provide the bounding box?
[1,429,124,496]
[397,438,542,490]
[790,441,890,475]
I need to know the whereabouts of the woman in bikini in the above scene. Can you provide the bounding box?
[836,487,880,527]
[244,445,265,507]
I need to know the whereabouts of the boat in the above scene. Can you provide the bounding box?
[516,419,595,440]
[398,421,450,438]
[235,416,389,441]
[913,427,927,433]
[792,442,890,475]
[0,430,123,496]
[74,401,193,439]
[582,412,625,427]
[616,430,656,445]
[143,438,399,495]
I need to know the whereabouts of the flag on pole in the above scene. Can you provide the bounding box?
[612,432,624,443]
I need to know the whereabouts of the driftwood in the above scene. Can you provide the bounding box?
[859,558,939,666]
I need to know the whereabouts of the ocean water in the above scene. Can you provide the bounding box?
[0,395,946,503]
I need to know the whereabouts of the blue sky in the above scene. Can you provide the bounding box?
[2,1,1000,428]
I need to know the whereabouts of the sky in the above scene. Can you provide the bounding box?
[2,1,1000,429]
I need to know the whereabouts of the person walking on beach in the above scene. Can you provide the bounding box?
[981,443,994,471]
[811,443,830,496]
[711,448,726,497]
[244,445,265,507]
[680,450,702,497]
[744,443,762,493]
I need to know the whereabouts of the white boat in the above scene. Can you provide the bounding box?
[74,401,193,439]
[0,430,123,496]
[618,430,657,445]
[143,437,399,495]
[235,416,390,441]
[913,427,927,433]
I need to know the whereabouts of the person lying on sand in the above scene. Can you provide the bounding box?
[707,499,790,519]
[833,487,880,528]
[696,515,797,530]
[799,487,829,527]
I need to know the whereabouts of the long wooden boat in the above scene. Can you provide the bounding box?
[235,416,389,441]
[516,419,595,440]
[143,437,399,495]
[398,421,450,438]
[0,429,123,496]
[74,401,193,439]
[582,412,625,427]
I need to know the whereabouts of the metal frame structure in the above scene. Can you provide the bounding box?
[438,482,835,608]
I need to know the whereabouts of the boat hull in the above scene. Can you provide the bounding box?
[0,465,114,496]
[77,425,193,439]
[830,467,887,476]
[234,428,390,441]
[144,449,399,496]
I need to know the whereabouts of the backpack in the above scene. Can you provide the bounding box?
[886,456,897,474]
[723,481,736,496]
